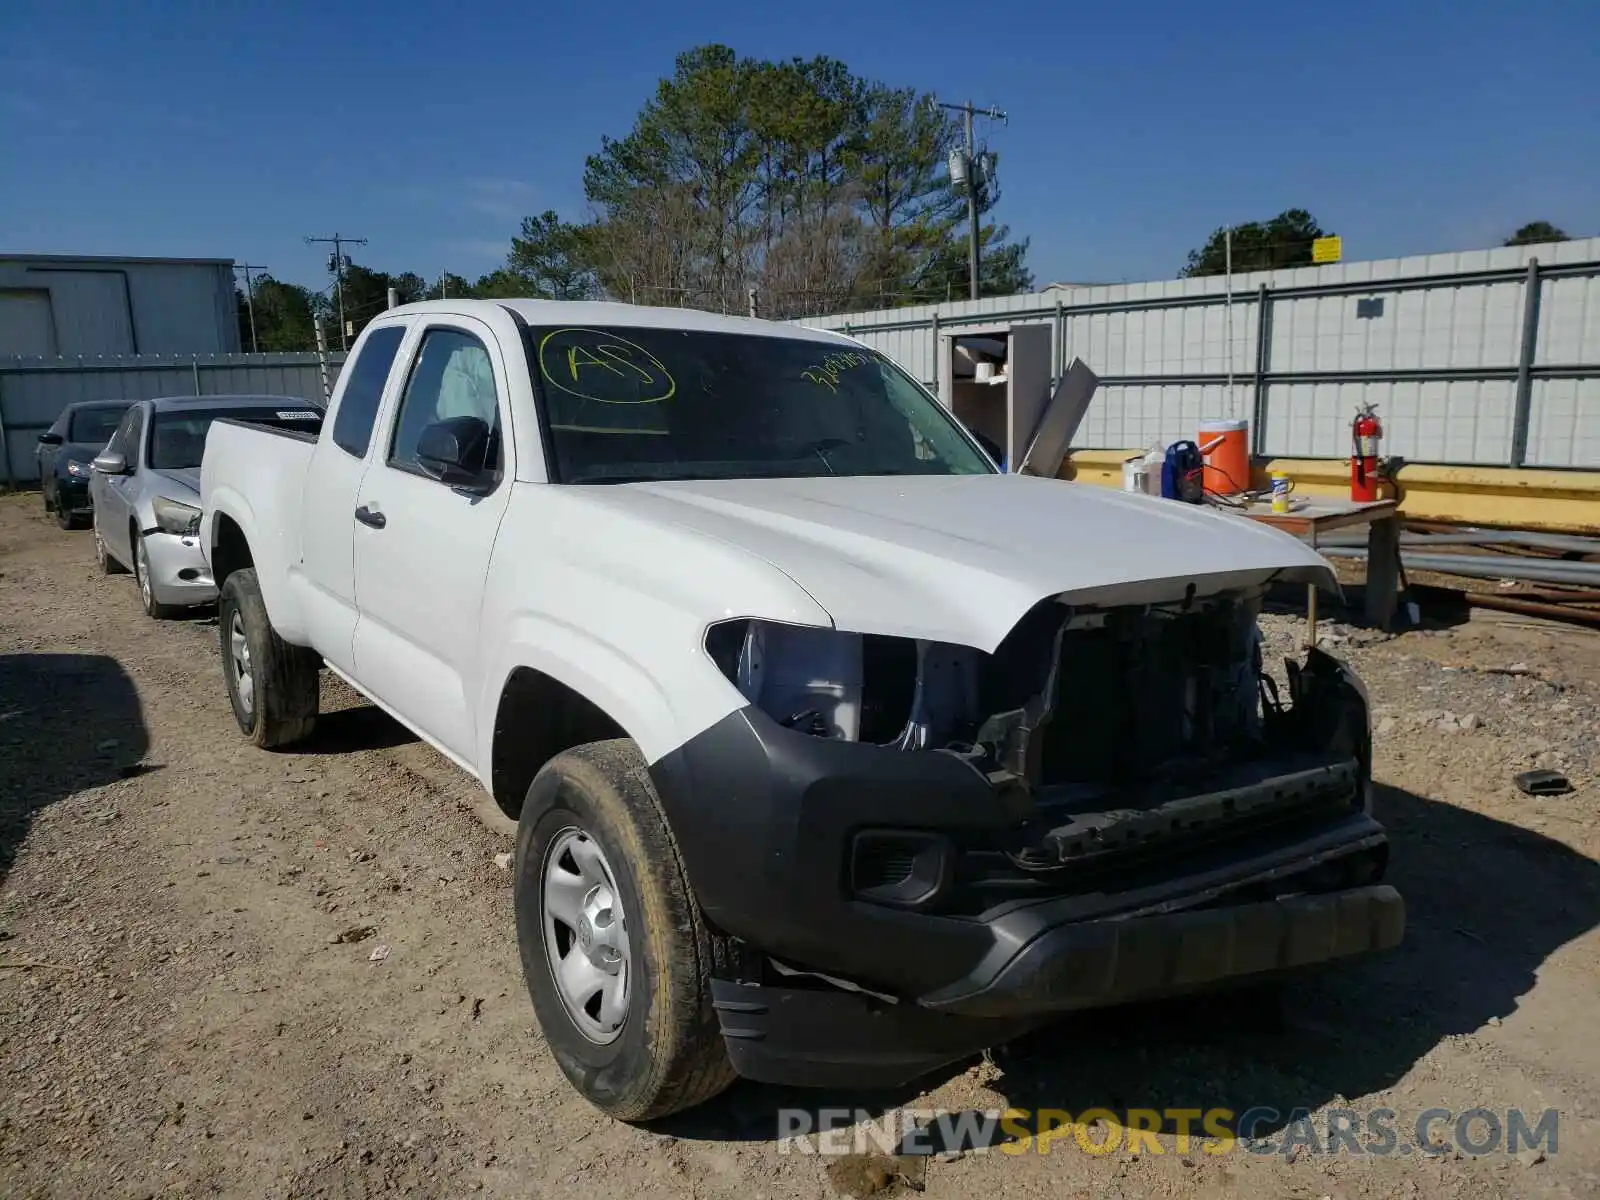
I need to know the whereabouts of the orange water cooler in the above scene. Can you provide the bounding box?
[1198,418,1250,496]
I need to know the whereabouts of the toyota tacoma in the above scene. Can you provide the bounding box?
[198,299,1403,1121]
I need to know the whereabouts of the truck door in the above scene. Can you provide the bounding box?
[298,323,408,674]
[350,318,513,763]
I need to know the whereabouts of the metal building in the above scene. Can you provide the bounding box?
[0,253,241,357]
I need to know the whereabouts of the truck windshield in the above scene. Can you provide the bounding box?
[148,407,323,470]
[523,325,995,483]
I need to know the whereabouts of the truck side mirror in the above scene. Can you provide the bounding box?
[38,431,63,446]
[92,450,129,475]
[416,417,494,493]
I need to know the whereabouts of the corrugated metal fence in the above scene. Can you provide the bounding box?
[0,352,346,482]
[7,240,1599,481]
[797,237,1600,470]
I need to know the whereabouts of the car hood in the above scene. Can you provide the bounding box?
[149,467,202,498]
[579,474,1336,651]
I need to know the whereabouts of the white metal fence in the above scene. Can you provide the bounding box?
[796,238,1600,470]
[0,352,346,482]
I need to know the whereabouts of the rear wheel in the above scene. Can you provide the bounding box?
[56,502,82,531]
[133,533,184,619]
[218,568,318,749]
[94,523,128,575]
[514,740,734,1121]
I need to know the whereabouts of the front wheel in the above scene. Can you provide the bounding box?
[94,523,128,575]
[218,568,319,749]
[514,739,734,1121]
[133,533,185,619]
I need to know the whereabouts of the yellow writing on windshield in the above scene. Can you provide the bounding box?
[801,350,872,393]
[538,328,676,405]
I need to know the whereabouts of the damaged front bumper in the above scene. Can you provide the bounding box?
[141,528,217,607]
[649,647,1404,1089]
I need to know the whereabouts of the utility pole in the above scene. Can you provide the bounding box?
[238,262,268,353]
[304,233,368,351]
[313,315,331,403]
[1224,226,1235,417]
[934,98,1007,300]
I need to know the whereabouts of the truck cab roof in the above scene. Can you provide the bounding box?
[382,298,854,345]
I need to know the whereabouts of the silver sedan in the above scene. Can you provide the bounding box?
[90,395,322,618]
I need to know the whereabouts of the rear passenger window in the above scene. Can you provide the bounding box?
[331,325,406,458]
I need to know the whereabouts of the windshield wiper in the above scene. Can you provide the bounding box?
[793,437,850,475]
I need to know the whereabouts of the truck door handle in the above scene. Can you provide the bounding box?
[354,505,386,529]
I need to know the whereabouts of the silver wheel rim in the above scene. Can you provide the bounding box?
[229,610,254,715]
[136,541,153,610]
[541,827,630,1044]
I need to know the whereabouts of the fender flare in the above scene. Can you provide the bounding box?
[473,614,737,780]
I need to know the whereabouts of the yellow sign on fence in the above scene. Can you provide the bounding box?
[1312,236,1342,264]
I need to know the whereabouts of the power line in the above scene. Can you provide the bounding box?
[304,232,368,351]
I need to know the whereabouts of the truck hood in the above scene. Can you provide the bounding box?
[583,474,1335,652]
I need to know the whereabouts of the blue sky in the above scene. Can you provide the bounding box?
[3,0,1595,296]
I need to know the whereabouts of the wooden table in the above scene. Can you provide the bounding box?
[1226,498,1402,643]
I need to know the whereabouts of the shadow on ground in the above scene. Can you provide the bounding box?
[660,783,1600,1144]
[0,653,151,882]
[296,705,420,755]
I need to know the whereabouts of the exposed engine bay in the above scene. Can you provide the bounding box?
[707,585,1364,781]
[706,585,1376,914]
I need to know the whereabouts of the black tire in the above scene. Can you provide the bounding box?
[133,532,186,620]
[514,739,734,1121]
[42,486,53,514]
[217,567,318,749]
[94,523,128,575]
[57,503,84,531]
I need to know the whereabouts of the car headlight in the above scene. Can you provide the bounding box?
[65,459,93,478]
[152,496,201,536]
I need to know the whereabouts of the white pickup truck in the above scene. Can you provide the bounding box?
[200,299,1403,1121]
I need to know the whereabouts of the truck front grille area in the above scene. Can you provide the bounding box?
[974,592,1265,789]
[937,754,1369,917]
[858,593,1376,919]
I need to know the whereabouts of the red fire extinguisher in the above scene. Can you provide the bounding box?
[1351,403,1383,502]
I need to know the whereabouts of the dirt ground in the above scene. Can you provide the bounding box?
[2,488,1599,1200]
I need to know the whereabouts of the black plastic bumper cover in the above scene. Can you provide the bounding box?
[649,705,1390,995]
[919,882,1404,1017]
[712,883,1404,1087]
[652,703,1403,1088]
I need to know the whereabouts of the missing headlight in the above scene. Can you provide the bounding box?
[704,620,981,746]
